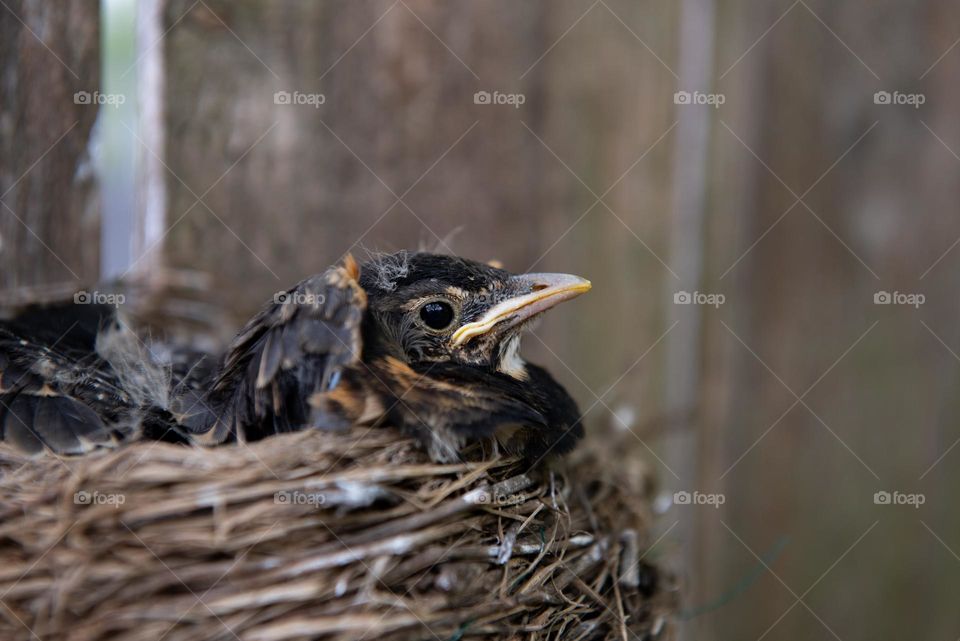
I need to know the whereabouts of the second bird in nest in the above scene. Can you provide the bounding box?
[0,252,591,464]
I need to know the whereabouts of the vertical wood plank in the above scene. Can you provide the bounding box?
[0,0,100,302]
[665,1,716,636]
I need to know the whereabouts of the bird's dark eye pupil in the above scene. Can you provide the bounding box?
[420,301,454,330]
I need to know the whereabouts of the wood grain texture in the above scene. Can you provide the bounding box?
[0,0,100,299]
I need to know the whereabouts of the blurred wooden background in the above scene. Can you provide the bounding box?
[3,1,960,639]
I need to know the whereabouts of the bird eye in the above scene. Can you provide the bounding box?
[419,301,455,331]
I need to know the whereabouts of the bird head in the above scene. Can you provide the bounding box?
[358,252,591,379]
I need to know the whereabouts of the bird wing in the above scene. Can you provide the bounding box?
[180,256,367,442]
[0,304,132,454]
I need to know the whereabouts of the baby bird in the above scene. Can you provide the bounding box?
[0,252,591,463]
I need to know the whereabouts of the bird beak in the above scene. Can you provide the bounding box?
[451,273,592,346]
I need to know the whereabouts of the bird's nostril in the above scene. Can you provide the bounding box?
[531,284,548,292]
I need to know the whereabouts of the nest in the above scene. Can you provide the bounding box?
[0,428,674,641]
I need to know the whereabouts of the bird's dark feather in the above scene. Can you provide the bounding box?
[0,252,586,463]
[1,304,144,453]
[190,258,367,442]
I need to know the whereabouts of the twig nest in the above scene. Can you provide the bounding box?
[0,428,674,640]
